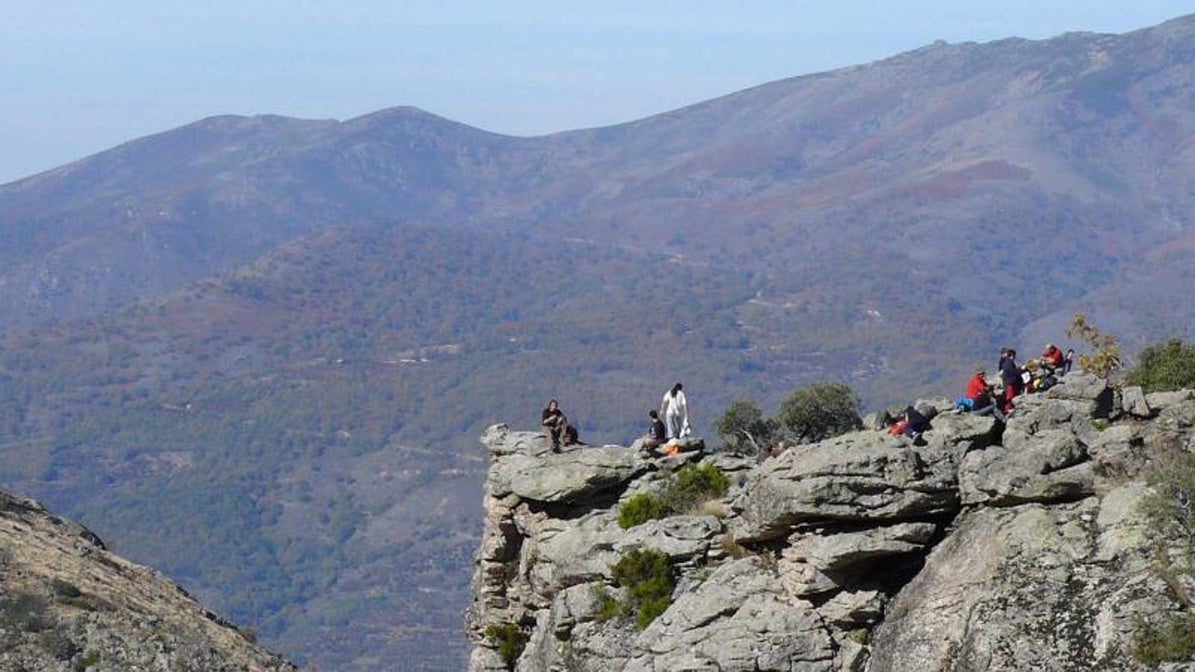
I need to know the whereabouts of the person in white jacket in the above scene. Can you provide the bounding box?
[660,382,689,439]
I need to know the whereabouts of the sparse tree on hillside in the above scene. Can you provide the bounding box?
[715,399,779,455]
[777,382,862,444]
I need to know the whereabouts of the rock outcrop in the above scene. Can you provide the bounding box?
[0,491,295,671]
[466,374,1195,671]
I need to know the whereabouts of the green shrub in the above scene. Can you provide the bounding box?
[715,400,779,454]
[618,464,730,528]
[1134,614,1195,664]
[665,464,730,514]
[1133,449,1195,663]
[590,585,624,622]
[1141,449,1195,544]
[611,549,675,630]
[50,579,82,600]
[1126,339,1195,392]
[484,622,529,670]
[846,628,870,645]
[618,493,669,529]
[73,651,101,671]
[777,382,862,443]
[0,592,53,632]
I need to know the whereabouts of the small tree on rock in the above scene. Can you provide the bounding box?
[1066,313,1123,378]
[715,399,779,454]
[777,382,862,444]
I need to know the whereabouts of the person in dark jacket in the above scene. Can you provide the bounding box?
[542,399,568,452]
[643,409,666,451]
[1000,349,1023,413]
[903,405,931,439]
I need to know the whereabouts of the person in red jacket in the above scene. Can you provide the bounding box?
[956,369,993,412]
[1041,343,1065,372]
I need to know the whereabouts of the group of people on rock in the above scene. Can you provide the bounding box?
[541,342,1078,454]
[955,343,1075,417]
[878,342,1076,444]
[541,382,690,454]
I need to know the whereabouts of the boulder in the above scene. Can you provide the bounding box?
[777,555,840,597]
[1084,423,1148,482]
[625,557,835,672]
[1145,389,1194,411]
[1120,386,1152,418]
[1044,373,1113,416]
[469,394,1195,671]
[818,589,885,628]
[618,515,722,563]
[921,412,1001,456]
[867,500,1166,672]
[489,447,646,503]
[960,444,1095,507]
[517,509,623,600]
[730,431,959,541]
[785,522,938,575]
[481,423,542,456]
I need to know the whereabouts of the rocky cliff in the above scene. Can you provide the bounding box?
[466,373,1195,671]
[0,491,295,671]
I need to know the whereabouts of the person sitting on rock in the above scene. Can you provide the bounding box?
[902,405,931,441]
[642,409,666,452]
[1041,343,1065,373]
[541,399,569,453]
[956,369,993,412]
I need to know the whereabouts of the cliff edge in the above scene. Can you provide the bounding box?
[466,373,1194,671]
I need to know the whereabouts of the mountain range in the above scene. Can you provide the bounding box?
[0,14,1192,670]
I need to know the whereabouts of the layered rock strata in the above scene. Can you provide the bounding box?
[466,374,1192,671]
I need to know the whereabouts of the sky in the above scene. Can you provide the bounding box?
[2,1,1191,184]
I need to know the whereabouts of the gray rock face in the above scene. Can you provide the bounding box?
[867,494,1160,672]
[488,445,646,503]
[625,558,835,672]
[468,385,1195,672]
[786,523,938,575]
[730,433,958,542]
[1121,386,1152,418]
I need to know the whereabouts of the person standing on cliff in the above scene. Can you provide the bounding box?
[660,383,689,439]
[1000,349,1024,414]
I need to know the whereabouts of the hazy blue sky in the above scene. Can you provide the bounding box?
[2,1,1191,184]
